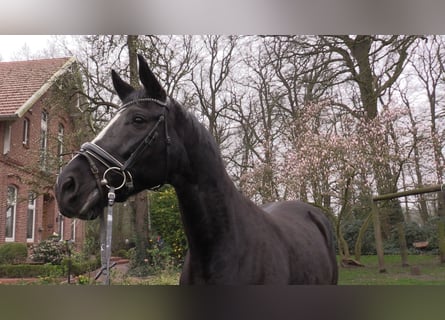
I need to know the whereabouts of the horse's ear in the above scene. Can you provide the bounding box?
[111,70,135,101]
[137,54,167,101]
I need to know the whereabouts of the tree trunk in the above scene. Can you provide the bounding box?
[129,192,150,263]
[126,35,150,264]
[127,35,139,88]
[438,191,445,263]
[113,203,124,252]
[336,177,353,261]
[354,212,372,261]
[336,223,351,260]
[396,222,409,267]
[371,200,386,273]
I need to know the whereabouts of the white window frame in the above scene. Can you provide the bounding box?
[71,219,76,242]
[59,213,64,241]
[58,123,64,172]
[5,186,17,242]
[26,192,36,242]
[23,117,30,147]
[40,111,48,169]
[3,123,12,155]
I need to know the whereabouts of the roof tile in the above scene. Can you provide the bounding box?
[0,57,72,118]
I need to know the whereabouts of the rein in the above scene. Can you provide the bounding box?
[78,97,171,285]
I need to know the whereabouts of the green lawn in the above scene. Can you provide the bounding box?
[338,254,445,285]
[117,254,445,285]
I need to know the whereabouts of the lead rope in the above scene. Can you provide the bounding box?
[95,186,117,285]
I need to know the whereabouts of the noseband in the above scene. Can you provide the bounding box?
[78,97,171,198]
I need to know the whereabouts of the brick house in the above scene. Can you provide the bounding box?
[0,57,86,247]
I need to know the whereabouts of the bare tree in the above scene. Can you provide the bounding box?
[410,36,445,187]
[408,35,445,262]
[396,82,431,224]
[188,35,239,149]
[232,37,289,203]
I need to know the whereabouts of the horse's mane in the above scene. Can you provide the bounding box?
[171,98,224,166]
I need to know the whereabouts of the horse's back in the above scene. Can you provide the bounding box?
[262,200,332,240]
[261,200,338,284]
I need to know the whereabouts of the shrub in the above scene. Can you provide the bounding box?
[30,237,67,265]
[342,218,376,255]
[61,256,100,276]
[77,274,90,285]
[0,243,28,265]
[0,264,63,278]
[424,216,440,252]
[150,186,188,266]
[116,249,130,259]
[128,234,176,276]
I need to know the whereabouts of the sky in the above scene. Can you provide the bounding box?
[0,35,55,61]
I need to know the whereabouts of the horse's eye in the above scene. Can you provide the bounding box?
[133,116,145,124]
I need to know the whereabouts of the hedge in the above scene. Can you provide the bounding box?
[61,257,101,276]
[0,243,28,265]
[0,260,100,278]
[0,264,62,278]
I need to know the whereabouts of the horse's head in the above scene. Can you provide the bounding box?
[56,55,177,220]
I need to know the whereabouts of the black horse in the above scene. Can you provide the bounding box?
[55,55,338,284]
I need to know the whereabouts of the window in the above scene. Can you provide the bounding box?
[27,192,36,242]
[71,219,76,242]
[57,124,64,172]
[58,213,64,241]
[23,117,30,147]
[5,186,17,241]
[3,123,11,154]
[40,111,48,169]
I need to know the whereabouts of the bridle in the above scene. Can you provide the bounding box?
[78,97,171,199]
[76,96,171,285]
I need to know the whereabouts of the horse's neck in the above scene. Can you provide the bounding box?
[172,114,244,256]
[174,173,238,254]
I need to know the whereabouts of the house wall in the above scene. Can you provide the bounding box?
[0,89,85,248]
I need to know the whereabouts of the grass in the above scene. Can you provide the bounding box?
[142,254,445,285]
[113,269,181,285]
[4,254,444,285]
[338,254,445,285]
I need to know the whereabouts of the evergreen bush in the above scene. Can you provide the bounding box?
[0,264,63,278]
[61,256,100,276]
[30,236,67,265]
[0,243,28,265]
